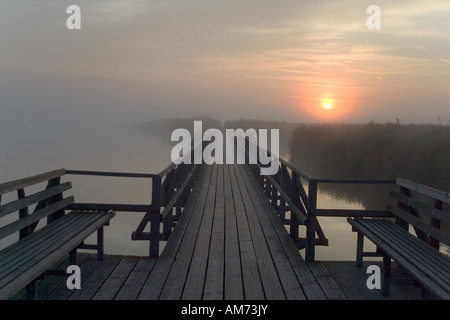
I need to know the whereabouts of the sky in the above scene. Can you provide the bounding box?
[0,1,449,256]
[1,0,450,138]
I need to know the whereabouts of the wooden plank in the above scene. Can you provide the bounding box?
[397,178,450,205]
[65,170,158,179]
[236,165,305,300]
[115,257,157,300]
[390,191,450,225]
[223,165,244,300]
[356,219,450,282]
[67,203,151,212]
[45,253,103,300]
[158,167,215,300]
[315,209,393,218]
[34,253,91,300]
[69,255,122,300]
[360,261,419,300]
[229,165,265,300]
[92,256,139,300]
[307,262,347,300]
[0,196,74,239]
[367,219,450,279]
[387,204,450,246]
[0,169,66,195]
[0,182,72,219]
[241,165,326,300]
[137,165,211,300]
[322,262,367,300]
[0,213,108,287]
[336,261,385,300]
[348,219,450,299]
[203,164,225,300]
[233,165,286,300]
[0,212,114,299]
[0,209,80,261]
[366,220,450,284]
[181,164,218,300]
[0,212,95,277]
[352,219,450,275]
[315,178,396,185]
[377,219,450,271]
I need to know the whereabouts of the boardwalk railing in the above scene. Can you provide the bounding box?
[67,143,202,258]
[305,178,396,261]
[240,136,329,253]
[239,135,400,261]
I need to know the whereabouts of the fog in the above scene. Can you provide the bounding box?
[1,1,450,258]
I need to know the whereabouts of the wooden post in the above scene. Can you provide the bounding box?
[356,232,364,268]
[271,182,277,209]
[149,176,162,258]
[429,200,442,249]
[17,188,31,239]
[97,227,104,260]
[46,177,64,223]
[26,281,37,300]
[305,179,318,262]
[163,210,173,240]
[69,248,77,265]
[382,253,391,296]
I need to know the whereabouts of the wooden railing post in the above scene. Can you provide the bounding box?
[150,176,162,258]
[306,179,318,262]
[45,177,64,223]
[17,188,31,239]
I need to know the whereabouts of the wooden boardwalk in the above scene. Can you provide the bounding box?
[9,164,422,300]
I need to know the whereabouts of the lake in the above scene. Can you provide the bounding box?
[0,124,385,260]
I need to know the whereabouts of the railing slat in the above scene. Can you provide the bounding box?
[0,169,66,194]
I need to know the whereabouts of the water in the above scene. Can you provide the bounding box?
[0,124,389,260]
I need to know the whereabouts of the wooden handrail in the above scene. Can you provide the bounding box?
[66,170,158,179]
[312,178,396,184]
[160,165,199,219]
[397,178,450,204]
[263,173,308,225]
[0,169,66,194]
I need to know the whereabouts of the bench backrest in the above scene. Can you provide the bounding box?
[0,169,73,246]
[387,178,450,249]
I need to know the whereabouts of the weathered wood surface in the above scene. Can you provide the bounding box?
[0,169,66,194]
[9,164,425,300]
[348,178,450,299]
[0,211,115,299]
[14,253,421,300]
[5,164,435,300]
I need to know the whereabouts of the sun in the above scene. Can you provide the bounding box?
[324,102,332,110]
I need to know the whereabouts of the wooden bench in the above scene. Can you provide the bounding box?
[347,178,450,299]
[0,169,115,300]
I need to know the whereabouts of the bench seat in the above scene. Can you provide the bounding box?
[348,218,450,299]
[347,178,450,299]
[0,210,114,300]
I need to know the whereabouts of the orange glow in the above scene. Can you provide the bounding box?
[293,77,359,121]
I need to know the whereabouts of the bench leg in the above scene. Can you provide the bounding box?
[26,280,37,300]
[97,227,104,260]
[356,232,364,268]
[382,253,391,296]
[69,248,77,265]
